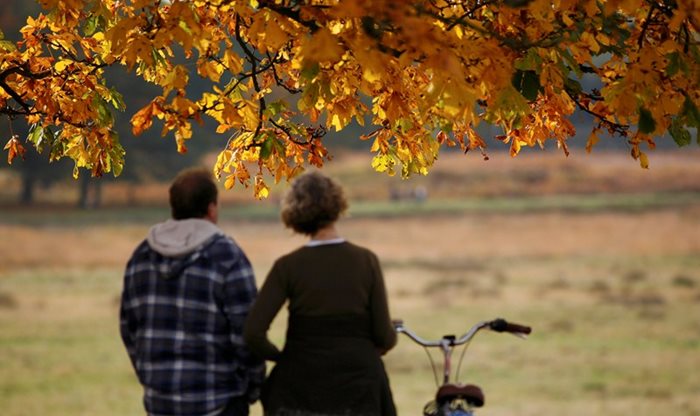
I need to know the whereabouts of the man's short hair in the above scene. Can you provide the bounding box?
[169,168,218,220]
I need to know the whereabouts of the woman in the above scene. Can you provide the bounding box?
[244,171,397,416]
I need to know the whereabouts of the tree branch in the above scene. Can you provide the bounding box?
[638,4,656,49]
[257,1,323,33]
[235,15,266,138]
[565,88,629,136]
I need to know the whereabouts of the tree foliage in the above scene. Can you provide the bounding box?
[1,0,698,197]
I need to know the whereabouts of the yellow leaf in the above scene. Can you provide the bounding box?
[197,59,224,83]
[223,49,243,73]
[371,153,395,175]
[254,175,269,199]
[224,174,236,190]
[639,151,649,169]
[214,149,233,177]
[240,102,259,130]
[176,129,189,153]
[330,114,346,132]
[362,68,382,84]
[54,59,72,72]
[162,65,189,95]
[302,27,344,63]
[585,131,600,153]
[172,96,198,117]
[580,32,600,54]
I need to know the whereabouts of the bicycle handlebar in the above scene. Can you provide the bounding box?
[393,318,531,347]
[488,318,532,335]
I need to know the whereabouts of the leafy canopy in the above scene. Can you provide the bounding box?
[1,0,699,197]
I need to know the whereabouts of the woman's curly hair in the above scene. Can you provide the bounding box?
[281,171,348,236]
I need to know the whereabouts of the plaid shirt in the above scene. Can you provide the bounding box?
[120,233,265,416]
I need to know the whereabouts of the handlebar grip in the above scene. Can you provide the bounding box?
[490,318,532,335]
[392,319,404,329]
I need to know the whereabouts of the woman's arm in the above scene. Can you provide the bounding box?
[368,252,397,353]
[243,261,288,361]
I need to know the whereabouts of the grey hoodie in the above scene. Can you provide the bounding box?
[146,219,224,279]
[147,218,223,257]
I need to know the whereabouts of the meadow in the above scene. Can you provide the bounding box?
[1,150,699,416]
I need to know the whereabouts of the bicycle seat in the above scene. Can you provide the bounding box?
[436,383,484,407]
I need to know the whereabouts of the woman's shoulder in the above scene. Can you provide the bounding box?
[342,241,376,256]
[275,241,378,264]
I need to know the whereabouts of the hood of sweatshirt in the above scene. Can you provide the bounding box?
[147,218,223,257]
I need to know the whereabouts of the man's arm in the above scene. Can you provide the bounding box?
[119,261,139,372]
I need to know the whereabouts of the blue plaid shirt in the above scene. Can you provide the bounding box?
[120,233,265,416]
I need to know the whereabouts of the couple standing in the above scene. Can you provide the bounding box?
[119,168,397,416]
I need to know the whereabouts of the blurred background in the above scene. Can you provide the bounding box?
[2,2,700,415]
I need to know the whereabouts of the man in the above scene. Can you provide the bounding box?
[120,167,264,416]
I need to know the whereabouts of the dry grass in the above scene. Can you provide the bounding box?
[2,208,699,415]
[1,150,700,415]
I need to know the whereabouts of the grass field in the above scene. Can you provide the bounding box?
[1,151,699,416]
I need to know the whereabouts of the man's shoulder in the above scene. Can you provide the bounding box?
[127,239,153,262]
[204,234,248,263]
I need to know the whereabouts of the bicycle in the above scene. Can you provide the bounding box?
[393,318,532,416]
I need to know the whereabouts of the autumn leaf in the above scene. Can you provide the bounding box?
[254,174,269,199]
[4,135,26,164]
[639,151,649,169]
[1,0,698,197]
[586,130,600,153]
[302,27,344,64]
[131,102,156,136]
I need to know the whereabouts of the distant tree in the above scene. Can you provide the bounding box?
[1,0,217,205]
[0,0,73,204]
[1,0,698,198]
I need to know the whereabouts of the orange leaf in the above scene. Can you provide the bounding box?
[585,131,600,153]
[131,102,155,136]
[4,136,26,165]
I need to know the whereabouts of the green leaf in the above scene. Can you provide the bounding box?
[681,97,700,128]
[259,136,274,159]
[514,49,542,71]
[108,132,124,177]
[83,14,100,36]
[440,121,454,134]
[300,62,320,81]
[512,70,541,101]
[272,136,286,155]
[669,117,691,147]
[93,96,114,127]
[484,84,532,128]
[107,86,126,111]
[297,82,320,112]
[27,124,45,150]
[266,100,286,117]
[638,107,656,134]
[559,47,583,77]
[564,78,582,95]
[0,40,17,52]
[666,52,681,77]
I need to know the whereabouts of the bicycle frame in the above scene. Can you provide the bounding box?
[393,318,531,416]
